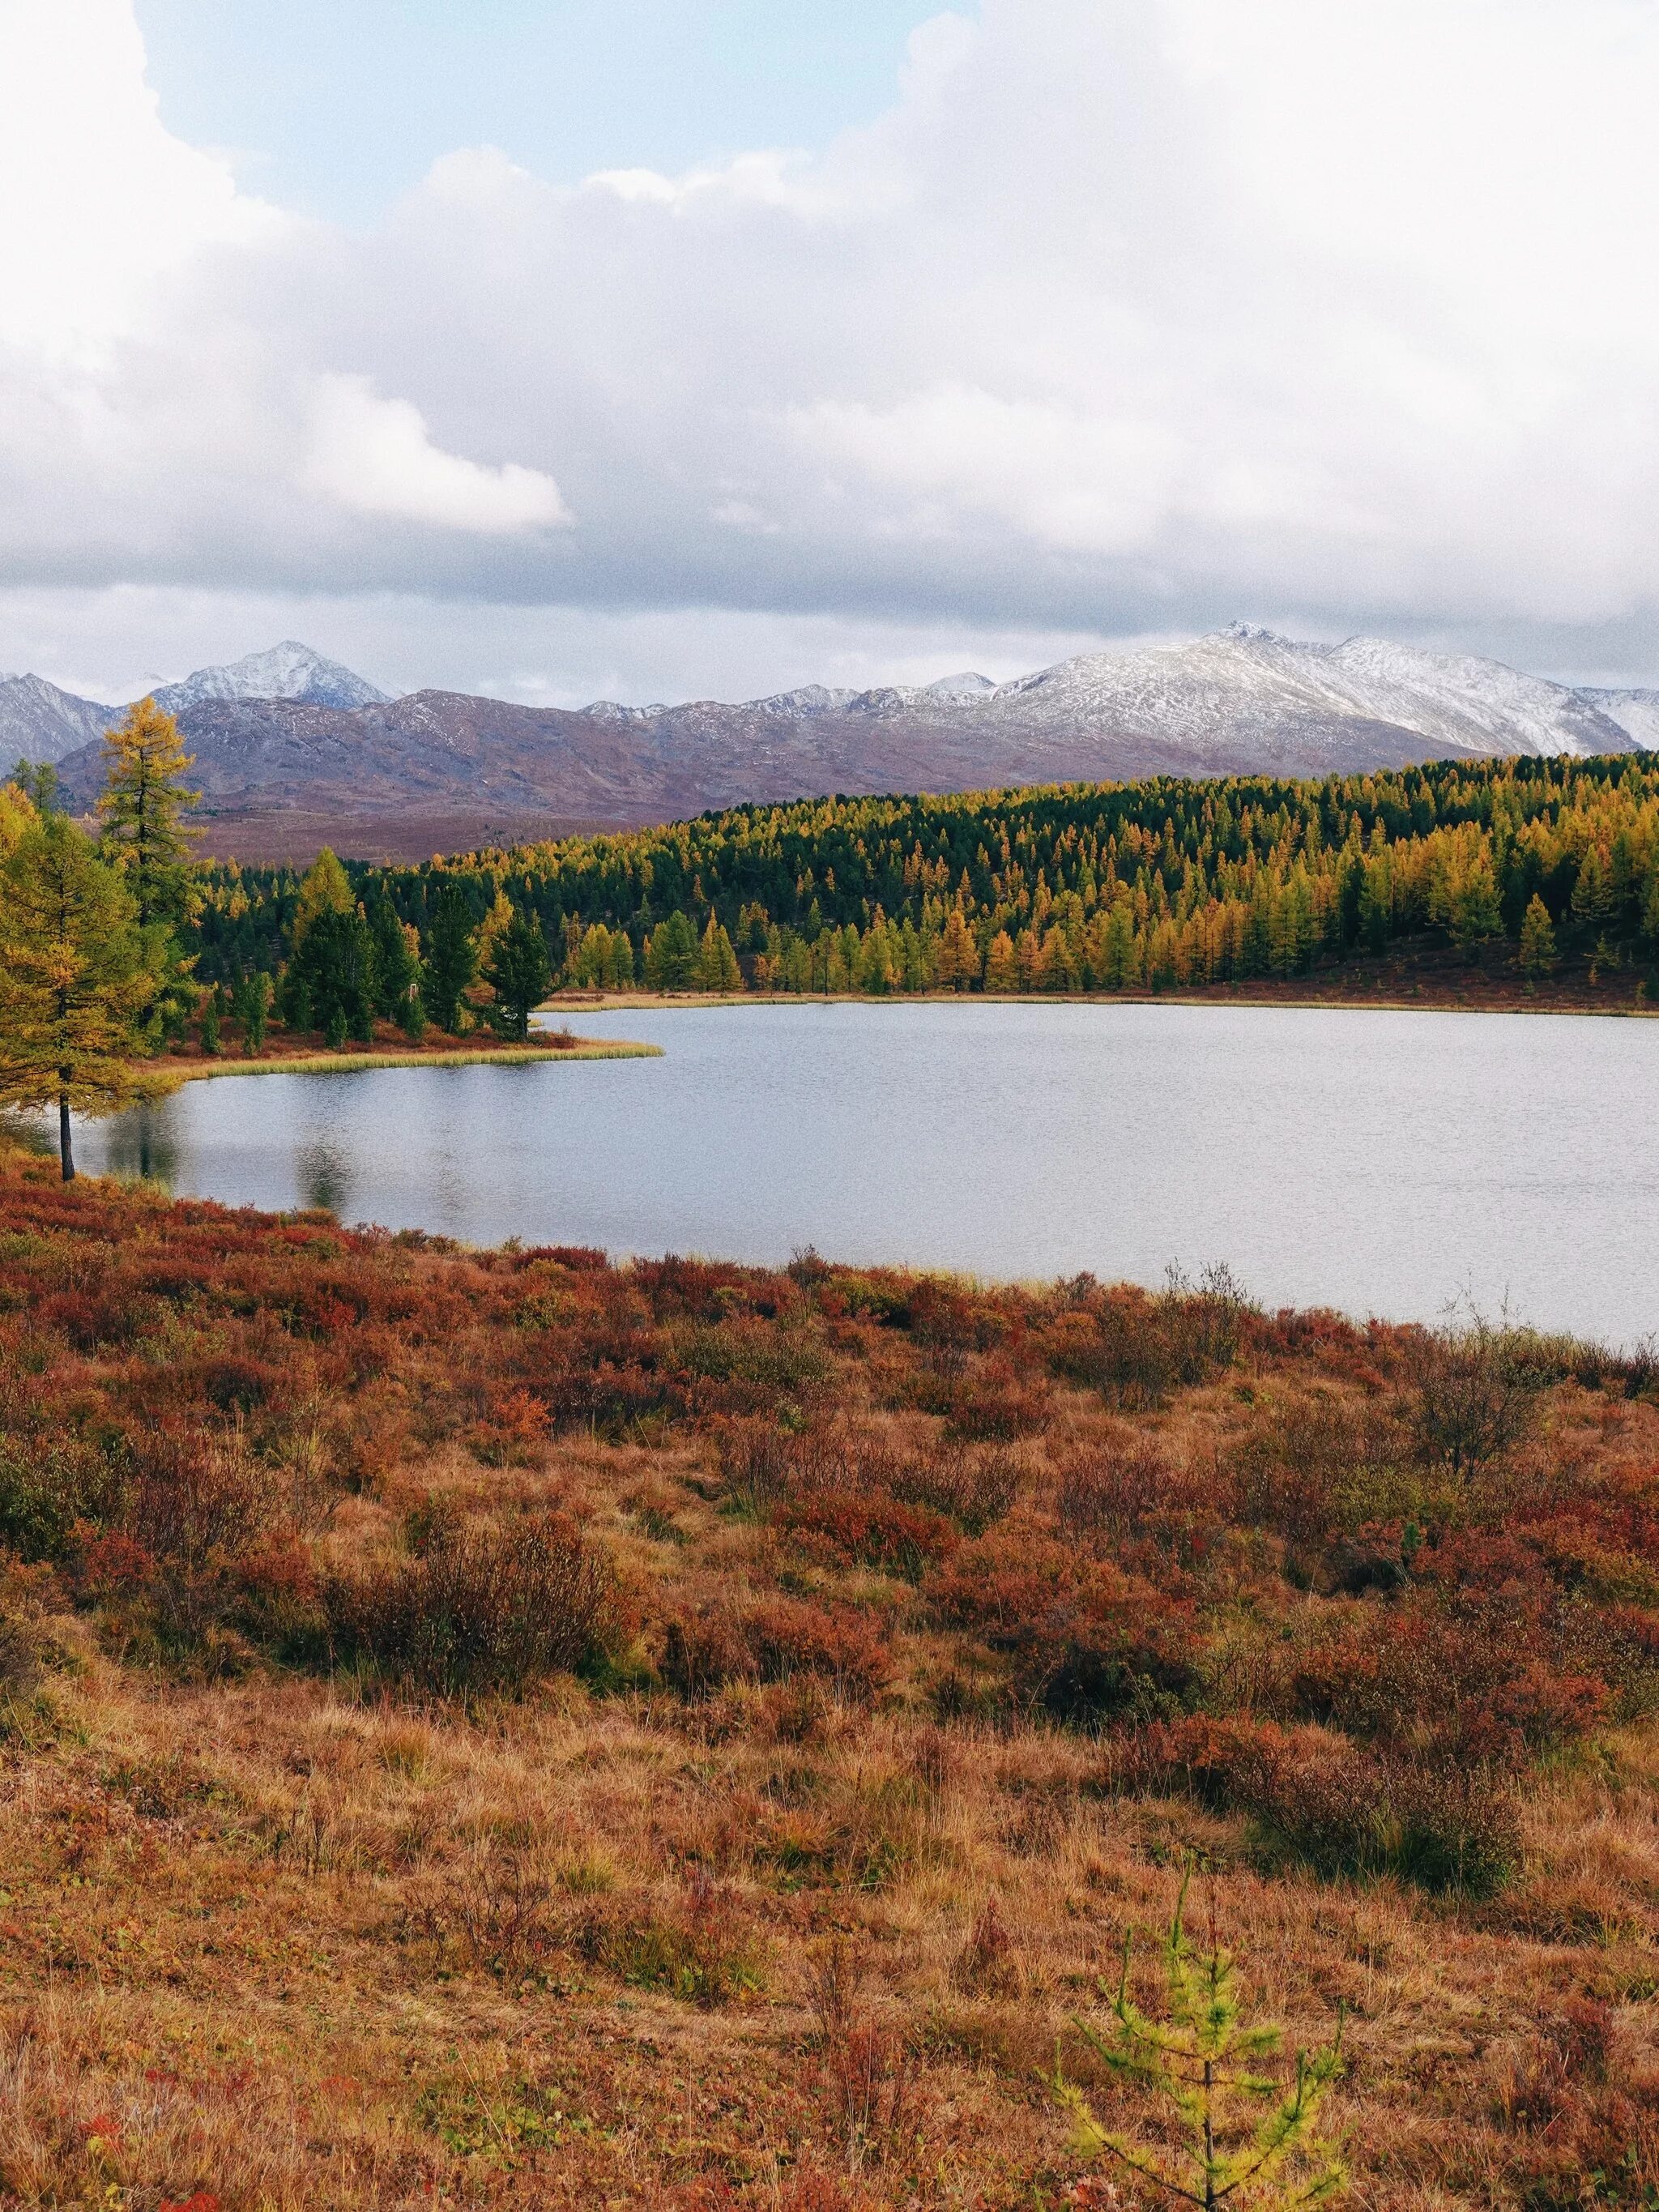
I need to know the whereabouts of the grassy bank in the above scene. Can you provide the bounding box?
[172,1036,661,1080]
[0,1142,1653,2206]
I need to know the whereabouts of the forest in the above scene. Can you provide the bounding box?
[0,1140,1653,2207]
[188,750,1659,1006]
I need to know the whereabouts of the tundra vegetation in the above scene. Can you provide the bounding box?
[0,1146,1653,2207]
[180,749,1659,1009]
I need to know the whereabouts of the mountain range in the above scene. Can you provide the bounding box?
[9,626,1658,863]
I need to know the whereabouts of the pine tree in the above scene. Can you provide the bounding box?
[96,697,201,930]
[1518,894,1558,978]
[484,907,552,1038]
[423,885,479,1033]
[9,761,59,819]
[0,813,166,1178]
[644,910,699,990]
[1054,1879,1346,2212]
[234,971,271,1057]
[369,895,419,1020]
[284,852,377,1041]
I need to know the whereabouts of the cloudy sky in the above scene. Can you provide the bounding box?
[4,0,1659,706]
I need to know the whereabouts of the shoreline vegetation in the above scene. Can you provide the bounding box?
[0,1139,1654,2206]
[168,1033,660,1081]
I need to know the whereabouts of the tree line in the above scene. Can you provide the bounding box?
[191,749,1659,1002]
[0,707,555,1179]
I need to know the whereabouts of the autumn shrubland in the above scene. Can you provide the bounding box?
[0,1142,1656,2208]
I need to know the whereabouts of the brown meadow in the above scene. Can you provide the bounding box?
[0,1140,1654,2208]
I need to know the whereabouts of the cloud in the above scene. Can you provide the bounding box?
[4,0,1659,685]
[305,375,570,533]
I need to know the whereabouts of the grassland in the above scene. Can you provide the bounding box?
[0,1146,1654,2209]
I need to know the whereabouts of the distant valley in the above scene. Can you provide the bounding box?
[8,626,1657,862]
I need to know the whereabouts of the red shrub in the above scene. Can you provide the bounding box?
[928,1535,1199,1722]
[782,1491,956,1580]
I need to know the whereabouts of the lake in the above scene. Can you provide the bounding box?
[56,1001,1659,1343]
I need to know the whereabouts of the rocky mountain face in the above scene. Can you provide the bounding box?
[16,626,1658,858]
[0,673,117,765]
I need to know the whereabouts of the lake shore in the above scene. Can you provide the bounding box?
[159,1037,662,1082]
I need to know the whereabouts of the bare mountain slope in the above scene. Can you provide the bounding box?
[0,674,117,764]
[36,626,1658,854]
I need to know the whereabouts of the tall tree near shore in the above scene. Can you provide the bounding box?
[484,907,552,1038]
[423,884,479,1033]
[0,813,164,1179]
[97,698,202,931]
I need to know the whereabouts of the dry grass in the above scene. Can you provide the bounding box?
[173,1038,660,1080]
[0,1151,1655,2208]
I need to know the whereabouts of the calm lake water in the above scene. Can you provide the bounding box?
[54,1002,1659,1342]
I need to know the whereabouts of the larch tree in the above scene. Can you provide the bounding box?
[1055,1879,1346,2212]
[0,813,167,1179]
[1518,894,1559,978]
[0,775,37,860]
[694,915,741,993]
[97,697,201,931]
[936,905,981,990]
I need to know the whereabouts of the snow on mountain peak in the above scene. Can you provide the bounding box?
[919,670,997,699]
[147,642,390,715]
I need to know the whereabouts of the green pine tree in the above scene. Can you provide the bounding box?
[423,885,478,1034]
[369,895,419,1019]
[1054,1877,1346,2212]
[484,907,552,1039]
[644,910,699,990]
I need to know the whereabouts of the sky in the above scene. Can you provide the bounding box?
[5,0,1659,707]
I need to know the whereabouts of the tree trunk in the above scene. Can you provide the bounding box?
[58,1087,75,1181]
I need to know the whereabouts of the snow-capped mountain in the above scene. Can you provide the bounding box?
[1579,687,1659,749]
[25,624,1659,862]
[147,642,389,715]
[0,673,117,764]
[895,624,1640,770]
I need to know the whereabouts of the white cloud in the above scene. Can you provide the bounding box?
[305,374,570,533]
[0,0,278,355]
[4,0,1659,685]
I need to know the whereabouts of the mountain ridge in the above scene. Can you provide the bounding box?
[15,626,1658,860]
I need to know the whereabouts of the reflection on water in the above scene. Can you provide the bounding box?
[101,1098,181,1187]
[62,1003,1659,1342]
[1,1111,56,1162]
[297,1138,356,1218]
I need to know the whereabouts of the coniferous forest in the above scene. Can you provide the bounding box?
[188,752,1659,1008]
